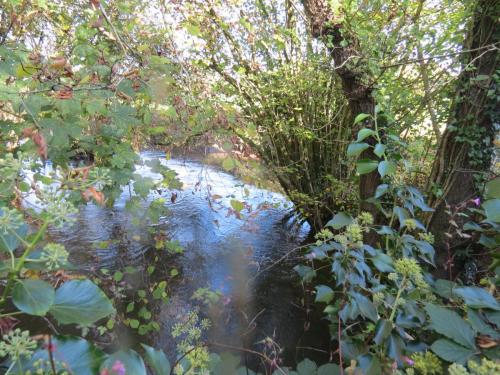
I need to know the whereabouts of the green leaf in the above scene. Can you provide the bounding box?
[358,354,381,375]
[15,335,106,375]
[347,143,369,157]
[356,128,375,141]
[378,160,396,178]
[296,358,317,375]
[393,206,410,229]
[326,212,353,229]
[468,310,500,339]
[230,199,245,213]
[317,363,340,375]
[49,280,115,325]
[430,339,475,364]
[12,279,55,316]
[100,350,147,375]
[485,177,500,199]
[352,292,378,322]
[373,319,393,345]
[315,285,334,303]
[356,160,378,175]
[482,199,500,222]
[371,252,394,273]
[222,157,236,171]
[354,113,371,125]
[141,344,171,375]
[433,279,457,299]
[425,304,476,349]
[374,184,389,199]
[454,287,500,310]
[373,143,386,158]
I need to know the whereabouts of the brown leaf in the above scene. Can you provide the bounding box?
[50,56,67,70]
[32,132,48,160]
[22,127,35,138]
[83,187,106,206]
[477,335,498,349]
[54,87,73,99]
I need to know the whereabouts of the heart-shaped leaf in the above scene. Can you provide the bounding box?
[12,279,55,316]
[49,280,115,325]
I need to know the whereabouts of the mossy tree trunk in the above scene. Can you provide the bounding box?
[426,0,499,272]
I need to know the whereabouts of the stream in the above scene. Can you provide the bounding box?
[34,151,330,368]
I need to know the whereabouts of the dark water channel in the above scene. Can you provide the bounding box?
[43,152,330,369]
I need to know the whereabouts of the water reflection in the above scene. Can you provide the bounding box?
[45,152,329,367]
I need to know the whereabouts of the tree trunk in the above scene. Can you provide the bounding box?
[426,0,499,274]
[301,0,383,238]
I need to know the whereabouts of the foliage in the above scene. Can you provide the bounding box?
[296,117,499,373]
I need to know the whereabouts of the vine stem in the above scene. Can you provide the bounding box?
[0,221,49,307]
[389,276,406,322]
[338,315,344,375]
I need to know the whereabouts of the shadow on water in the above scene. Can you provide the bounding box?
[42,151,330,370]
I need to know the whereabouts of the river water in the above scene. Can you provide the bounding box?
[39,152,330,368]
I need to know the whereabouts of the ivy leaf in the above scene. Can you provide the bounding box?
[346,143,369,157]
[49,280,115,325]
[352,292,378,322]
[393,206,410,229]
[430,339,475,364]
[358,354,381,375]
[378,160,396,178]
[371,252,395,273]
[373,319,393,345]
[12,279,55,316]
[454,287,500,310]
[326,212,353,229]
[315,285,334,304]
[425,304,476,349]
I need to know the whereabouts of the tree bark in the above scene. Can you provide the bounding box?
[301,0,383,237]
[426,0,499,272]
